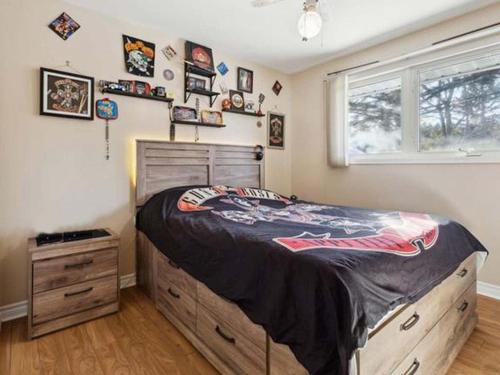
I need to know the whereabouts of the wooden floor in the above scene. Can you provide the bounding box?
[1,287,499,375]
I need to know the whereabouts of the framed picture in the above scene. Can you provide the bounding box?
[40,68,94,120]
[201,110,223,125]
[187,77,206,91]
[123,35,155,77]
[185,41,214,72]
[268,112,285,149]
[48,12,80,40]
[173,106,197,121]
[229,90,245,111]
[272,80,283,96]
[237,67,253,93]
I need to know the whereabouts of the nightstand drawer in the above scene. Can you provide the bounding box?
[32,275,117,324]
[33,248,118,293]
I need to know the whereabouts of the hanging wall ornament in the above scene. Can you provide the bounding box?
[96,98,118,160]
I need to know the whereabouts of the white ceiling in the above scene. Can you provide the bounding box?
[66,0,498,74]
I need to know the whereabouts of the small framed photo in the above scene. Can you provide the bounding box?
[272,80,283,96]
[40,68,94,120]
[237,67,253,93]
[268,111,285,149]
[48,12,80,40]
[187,77,206,91]
[229,90,245,111]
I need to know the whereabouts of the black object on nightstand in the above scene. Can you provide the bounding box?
[36,228,110,246]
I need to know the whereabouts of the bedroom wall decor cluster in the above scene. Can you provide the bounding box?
[0,0,292,311]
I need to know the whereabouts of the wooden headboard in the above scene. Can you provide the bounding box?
[136,140,265,206]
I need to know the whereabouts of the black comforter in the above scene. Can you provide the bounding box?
[136,185,487,375]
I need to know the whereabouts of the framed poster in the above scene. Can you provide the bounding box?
[268,111,285,149]
[40,68,94,120]
[123,35,155,77]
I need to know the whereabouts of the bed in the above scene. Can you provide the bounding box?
[134,140,486,375]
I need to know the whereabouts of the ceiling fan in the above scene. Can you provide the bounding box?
[251,0,331,41]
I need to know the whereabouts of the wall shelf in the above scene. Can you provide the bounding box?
[171,120,226,128]
[101,88,174,106]
[184,62,219,107]
[222,109,265,118]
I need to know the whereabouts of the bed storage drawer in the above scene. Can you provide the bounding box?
[157,276,197,331]
[33,248,118,293]
[391,282,477,375]
[32,275,117,324]
[196,305,266,375]
[157,252,197,299]
[198,282,266,351]
[359,254,475,375]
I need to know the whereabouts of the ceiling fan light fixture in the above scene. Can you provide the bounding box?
[297,8,322,41]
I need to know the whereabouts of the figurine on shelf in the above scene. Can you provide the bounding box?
[222,98,231,110]
[257,93,265,116]
[99,80,127,92]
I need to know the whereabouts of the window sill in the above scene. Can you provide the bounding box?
[349,153,500,165]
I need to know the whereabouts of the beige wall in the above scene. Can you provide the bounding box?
[291,3,500,286]
[0,0,292,306]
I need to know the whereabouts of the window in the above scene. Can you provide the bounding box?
[349,78,402,155]
[346,45,500,164]
[419,61,500,152]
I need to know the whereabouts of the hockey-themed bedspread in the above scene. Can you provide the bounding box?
[136,185,488,375]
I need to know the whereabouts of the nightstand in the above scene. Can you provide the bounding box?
[27,229,120,338]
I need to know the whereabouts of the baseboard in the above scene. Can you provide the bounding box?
[0,273,137,323]
[478,281,500,300]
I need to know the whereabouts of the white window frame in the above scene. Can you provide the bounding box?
[347,42,500,165]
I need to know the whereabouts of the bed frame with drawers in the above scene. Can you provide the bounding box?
[135,140,478,375]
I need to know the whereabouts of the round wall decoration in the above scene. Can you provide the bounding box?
[163,69,175,80]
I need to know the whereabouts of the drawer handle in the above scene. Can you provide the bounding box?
[168,260,180,269]
[400,313,420,331]
[64,287,93,298]
[457,268,468,278]
[64,259,93,269]
[457,301,469,313]
[403,358,420,375]
[167,287,180,299]
[215,325,236,344]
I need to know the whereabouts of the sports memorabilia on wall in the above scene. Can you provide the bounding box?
[48,12,80,40]
[229,90,244,111]
[201,110,223,125]
[123,35,155,77]
[237,67,254,93]
[217,62,229,75]
[272,80,283,96]
[185,41,214,72]
[161,45,177,60]
[268,112,285,149]
[96,98,118,160]
[40,68,94,120]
